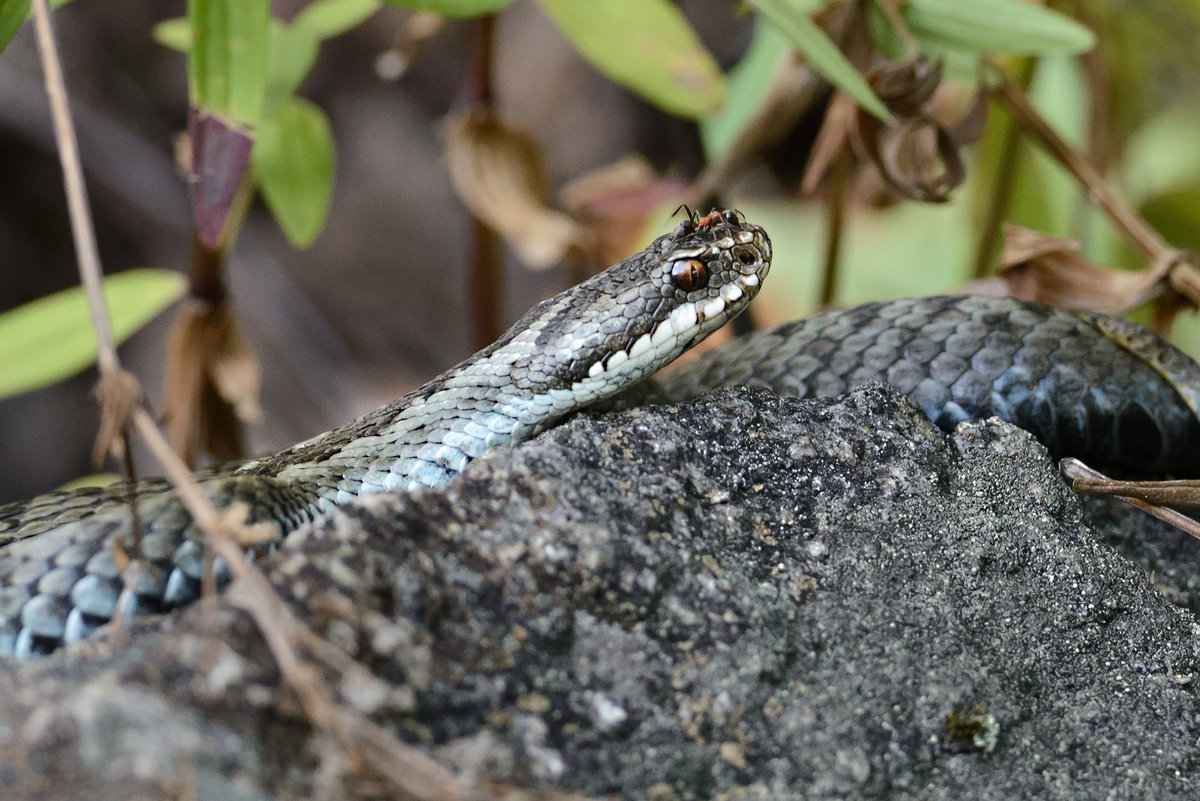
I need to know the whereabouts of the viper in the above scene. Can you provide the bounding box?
[2,209,1199,659]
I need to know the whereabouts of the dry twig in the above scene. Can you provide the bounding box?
[992,70,1168,263]
[1060,459,1200,540]
[992,65,1200,320]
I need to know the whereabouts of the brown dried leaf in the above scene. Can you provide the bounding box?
[210,329,262,423]
[444,108,582,270]
[876,117,964,202]
[163,296,261,466]
[997,223,1164,314]
[944,88,989,146]
[559,154,659,210]
[869,57,942,117]
[835,58,985,203]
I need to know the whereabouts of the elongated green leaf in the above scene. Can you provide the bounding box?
[700,21,789,160]
[534,0,723,119]
[746,0,891,122]
[0,269,185,400]
[253,98,335,248]
[295,0,380,39]
[904,0,1095,56]
[189,0,270,124]
[381,0,514,18]
[0,0,29,56]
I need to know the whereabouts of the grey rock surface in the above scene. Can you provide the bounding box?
[2,383,1200,800]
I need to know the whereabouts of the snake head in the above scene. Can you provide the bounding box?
[493,209,771,406]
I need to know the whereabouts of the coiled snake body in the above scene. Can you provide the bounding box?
[3,210,1200,659]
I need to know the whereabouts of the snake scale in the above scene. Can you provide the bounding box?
[2,209,1200,660]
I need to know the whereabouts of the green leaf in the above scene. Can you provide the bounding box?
[746,0,891,122]
[903,0,1095,56]
[0,269,185,400]
[0,0,29,57]
[253,98,335,248]
[264,19,320,115]
[159,17,320,117]
[380,0,515,18]
[152,16,190,51]
[2,0,82,54]
[700,21,789,160]
[189,0,270,124]
[295,0,380,39]
[534,0,724,119]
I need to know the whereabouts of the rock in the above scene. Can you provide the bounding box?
[2,383,1200,800]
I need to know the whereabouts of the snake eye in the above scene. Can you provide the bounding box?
[670,258,708,291]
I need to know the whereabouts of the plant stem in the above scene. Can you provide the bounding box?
[993,70,1167,263]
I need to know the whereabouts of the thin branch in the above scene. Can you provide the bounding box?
[30,0,118,373]
[131,407,481,800]
[1060,458,1200,540]
[991,69,1170,263]
[464,17,504,350]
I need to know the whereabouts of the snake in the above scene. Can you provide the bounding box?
[0,210,771,659]
[3,209,1200,660]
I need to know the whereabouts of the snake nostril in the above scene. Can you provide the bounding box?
[734,246,759,266]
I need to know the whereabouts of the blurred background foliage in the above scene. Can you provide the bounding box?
[1,0,1199,501]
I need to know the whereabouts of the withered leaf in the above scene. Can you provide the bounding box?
[443,108,581,270]
[997,224,1165,314]
[163,296,261,466]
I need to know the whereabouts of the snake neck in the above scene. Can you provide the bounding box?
[241,211,772,500]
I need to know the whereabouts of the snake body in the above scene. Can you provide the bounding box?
[663,295,1200,474]
[0,210,771,659]
[4,210,1200,660]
